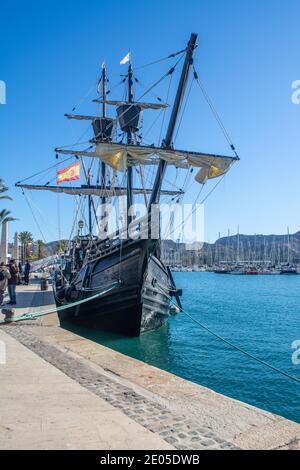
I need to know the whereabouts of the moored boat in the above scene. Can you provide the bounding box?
[16,33,238,336]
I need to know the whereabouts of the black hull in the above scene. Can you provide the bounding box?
[55,239,172,336]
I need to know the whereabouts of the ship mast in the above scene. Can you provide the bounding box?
[148,32,198,210]
[127,60,134,226]
[88,63,109,236]
[100,63,107,210]
[88,170,92,235]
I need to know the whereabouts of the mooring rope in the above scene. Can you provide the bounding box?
[0,282,120,325]
[155,283,300,385]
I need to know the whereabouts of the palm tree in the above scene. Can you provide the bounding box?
[36,239,46,259]
[19,231,34,262]
[0,209,15,225]
[0,179,12,202]
[0,179,15,225]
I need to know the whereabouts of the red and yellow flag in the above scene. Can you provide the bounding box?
[57,162,80,185]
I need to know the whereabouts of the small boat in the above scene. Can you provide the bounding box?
[244,267,258,275]
[213,267,232,274]
[280,264,298,275]
[280,228,298,274]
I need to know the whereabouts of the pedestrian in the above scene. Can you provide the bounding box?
[0,262,11,305]
[18,261,23,284]
[7,259,19,305]
[24,260,31,285]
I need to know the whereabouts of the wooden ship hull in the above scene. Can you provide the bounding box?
[55,239,173,336]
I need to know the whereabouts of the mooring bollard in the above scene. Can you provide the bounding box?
[40,278,49,291]
[1,308,15,322]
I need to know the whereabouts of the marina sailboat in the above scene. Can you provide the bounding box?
[280,227,298,274]
[16,33,238,336]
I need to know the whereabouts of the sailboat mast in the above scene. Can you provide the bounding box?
[287,226,290,264]
[127,61,133,226]
[148,32,198,210]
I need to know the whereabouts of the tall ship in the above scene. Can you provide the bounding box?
[16,33,238,336]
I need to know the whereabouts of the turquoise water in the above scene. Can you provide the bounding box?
[75,273,300,423]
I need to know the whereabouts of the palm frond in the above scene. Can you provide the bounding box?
[0,209,17,224]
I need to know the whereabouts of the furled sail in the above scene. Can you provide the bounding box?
[55,142,237,183]
[55,148,160,166]
[15,183,183,197]
[94,143,238,183]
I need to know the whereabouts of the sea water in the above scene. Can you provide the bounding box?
[78,272,300,423]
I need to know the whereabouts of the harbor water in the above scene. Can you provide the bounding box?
[75,272,300,423]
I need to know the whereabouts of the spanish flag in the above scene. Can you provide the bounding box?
[57,161,80,185]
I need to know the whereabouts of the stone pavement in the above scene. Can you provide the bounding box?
[0,329,173,450]
[1,283,300,450]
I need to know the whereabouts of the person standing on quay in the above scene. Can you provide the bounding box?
[18,261,23,284]
[0,262,11,305]
[7,259,19,305]
[24,260,31,285]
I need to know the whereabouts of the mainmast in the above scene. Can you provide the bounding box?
[148,33,198,210]
[127,61,134,227]
[100,63,107,210]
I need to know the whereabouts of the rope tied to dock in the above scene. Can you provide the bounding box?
[155,282,300,386]
[0,282,120,325]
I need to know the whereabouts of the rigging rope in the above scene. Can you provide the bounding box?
[21,190,47,243]
[163,164,234,241]
[17,157,74,185]
[24,192,57,239]
[71,81,98,112]
[88,54,185,138]
[158,72,173,146]
[57,193,62,243]
[173,77,194,144]
[193,67,239,158]
[133,48,186,71]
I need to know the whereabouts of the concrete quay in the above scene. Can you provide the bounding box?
[0,283,300,450]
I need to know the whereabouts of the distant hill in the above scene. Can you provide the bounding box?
[44,240,68,256]
[161,231,300,266]
[42,231,300,266]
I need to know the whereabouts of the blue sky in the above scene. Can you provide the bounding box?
[1,0,300,243]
